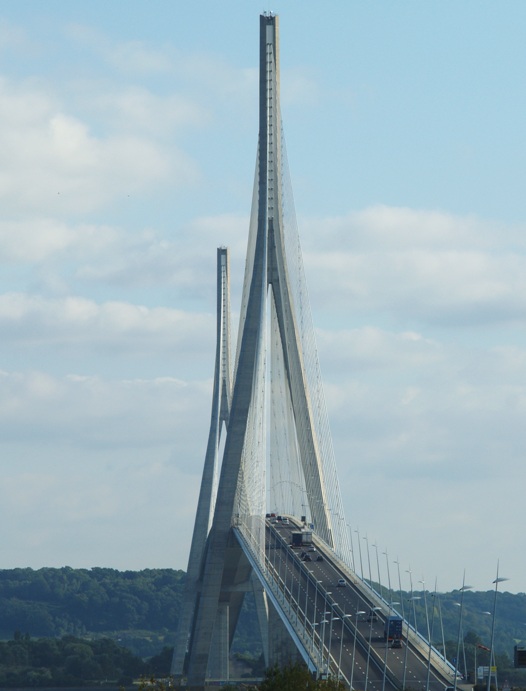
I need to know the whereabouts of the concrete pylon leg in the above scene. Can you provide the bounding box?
[208,603,230,681]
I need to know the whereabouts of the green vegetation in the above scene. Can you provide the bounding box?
[0,568,525,687]
[0,566,184,660]
[259,664,344,690]
[0,631,152,687]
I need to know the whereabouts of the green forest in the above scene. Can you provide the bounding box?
[0,567,525,688]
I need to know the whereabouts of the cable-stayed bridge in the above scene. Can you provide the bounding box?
[171,13,464,691]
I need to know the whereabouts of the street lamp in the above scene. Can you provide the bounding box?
[326,606,337,676]
[373,542,383,600]
[304,570,313,629]
[337,613,352,681]
[425,579,438,691]
[363,535,373,589]
[312,580,323,653]
[486,564,509,691]
[406,568,419,634]
[350,608,367,691]
[394,558,409,690]
[321,593,332,675]
[355,528,364,580]
[365,606,382,690]
[453,573,473,691]
[320,618,330,673]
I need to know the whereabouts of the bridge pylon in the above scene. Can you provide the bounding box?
[175,14,351,688]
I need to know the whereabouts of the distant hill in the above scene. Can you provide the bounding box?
[1,567,525,679]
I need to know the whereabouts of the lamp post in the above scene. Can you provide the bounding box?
[304,570,313,629]
[394,558,409,690]
[486,563,509,691]
[337,612,352,681]
[348,524,356,572]
[425,579,438,691]
[321,591,332,675]
[350,608,366,691]
[373,542,383,600]
[363,535,373,590]
[312,621,324,675]
[355,528,364,580]
[434,590,447,664]
[320,616,330,675]
[365,606,382,691]
[312,580,322,653]
[406,569,420,634]
[326,606,336,676]
[454,573,473,691]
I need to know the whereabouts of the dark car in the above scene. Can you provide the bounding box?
[316,555,324,562]
[302,554,312,561]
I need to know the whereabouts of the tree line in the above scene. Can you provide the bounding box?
[0,567,525,686]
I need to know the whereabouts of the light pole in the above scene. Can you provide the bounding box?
[373,542,383,600]
[304,570,313,629]
[364,535,373,590]
[425,579,438,691]
[337,612,352,681]
[433,590,447,664]
[326,605,336,676]
[320,609,332,676]
[322,592,332,676]
[350,608,366,691]
[312,621,325,675]
[406,568,420,634]
[355,528,364,580]
[365,606,382,691]
[394,558,409,690]
[486,564,509,691]
[454,573,473,691]
[384,550,393,610]
[419,579,431,642]
[419,577,432,691]
[312,580,322,654]
[348,524,356,572]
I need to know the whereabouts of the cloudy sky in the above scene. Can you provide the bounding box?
[1,0,525,595]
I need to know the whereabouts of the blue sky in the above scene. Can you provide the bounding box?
[0,0,525,595]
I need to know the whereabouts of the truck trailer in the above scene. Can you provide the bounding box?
[384,615,403,641]
[291,530,313,547]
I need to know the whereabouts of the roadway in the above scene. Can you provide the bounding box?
[264,516,460,691]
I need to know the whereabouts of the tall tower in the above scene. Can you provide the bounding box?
[180,14,351,688]
[171,247,232,680]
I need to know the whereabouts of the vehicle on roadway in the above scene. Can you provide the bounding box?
[316,555,323,562]
[384,615,403,641]
[337,578,346,587]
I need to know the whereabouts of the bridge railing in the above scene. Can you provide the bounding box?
[233,521,324,674]
[311,530,458,685]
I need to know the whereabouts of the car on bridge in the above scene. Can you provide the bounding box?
[337,578,346,587]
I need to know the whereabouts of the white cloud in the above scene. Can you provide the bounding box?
[0,293,212,354]
[302,206,526,327]
[64,23,174,76]
[0,76,198,217]
[0,368,210,452]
